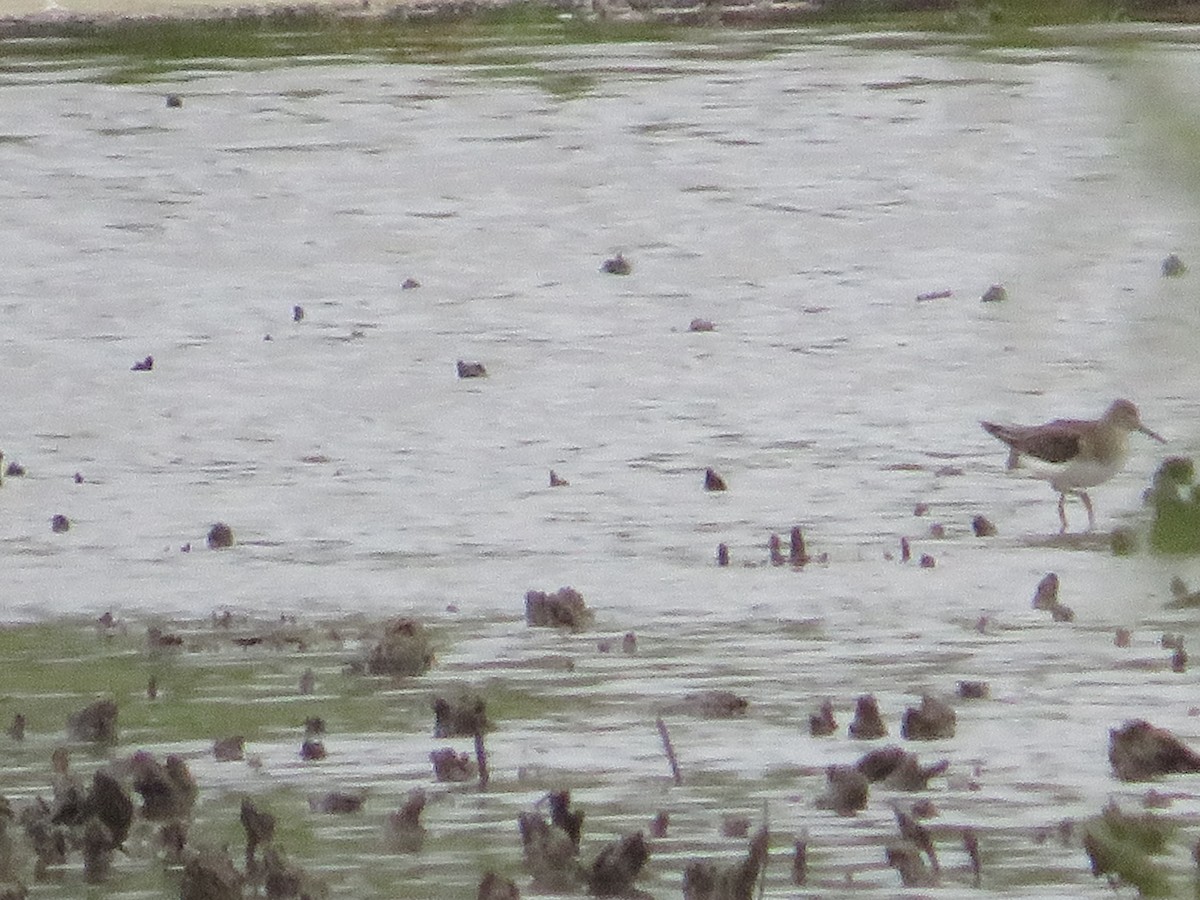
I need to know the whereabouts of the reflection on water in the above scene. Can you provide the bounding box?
[2,22,1200,898]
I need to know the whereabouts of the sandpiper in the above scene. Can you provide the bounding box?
[981,399,1165,532]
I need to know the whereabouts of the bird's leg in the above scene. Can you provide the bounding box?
[1080,491,1095,532]
[1057,493,1069,534]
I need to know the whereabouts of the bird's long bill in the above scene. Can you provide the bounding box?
[1141,425,1167,444]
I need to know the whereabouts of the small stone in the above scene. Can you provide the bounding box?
[768,533,785,566]
[456,360,487,378]
[1162,253,1187,277]
[1032,573,1059,610]
[131,355,153,371]
[688,318,715,332]
[649,811,669,838]
[601,253,631,275]
[550,469,569,487]
[981,284,1007,302]
[957,680,989,699]
[51,514,70,533]
[716,543,729,566]
[292,304,304,322]
[206,523,234,549]
[704,468,727,491]
[401,277,420,290]
[165,94,182,108]
[300,740,326,761]
[971,515,997,537]
[918,553,935,568]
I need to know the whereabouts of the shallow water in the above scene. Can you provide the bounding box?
[4,20,1200,898]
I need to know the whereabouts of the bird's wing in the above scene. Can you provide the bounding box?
[982,420,1082,464]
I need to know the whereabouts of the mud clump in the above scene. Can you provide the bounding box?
[809,699,836,736]
[430,748,476,782]
[816,765,869,816]
[181,846,243,900]
[525,587,593,631]
[587,831,648,897]
[131,751,197,821]
[477,871,520,900]
[67,700,118,744]
[384,788,427,853]
[1109,719,1200,781]
[518,809,581,891]
[848,694,886,739]
[365,618,434,677]
[432,688,490,738]
[682,826,768,900]
[900,695,956,741]
[213,736,245,762]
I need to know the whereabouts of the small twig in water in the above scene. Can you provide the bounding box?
[656,717,683,786]
[474,731,489,790]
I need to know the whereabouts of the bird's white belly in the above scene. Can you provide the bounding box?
[1022,456,1123,493]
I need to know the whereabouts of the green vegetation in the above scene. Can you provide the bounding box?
[1083,803,1177,897]
[0,0,1192,85]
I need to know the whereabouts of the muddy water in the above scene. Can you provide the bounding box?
[3,21,1200,898]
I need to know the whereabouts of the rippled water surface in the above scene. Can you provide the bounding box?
[4,21,1200,898]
